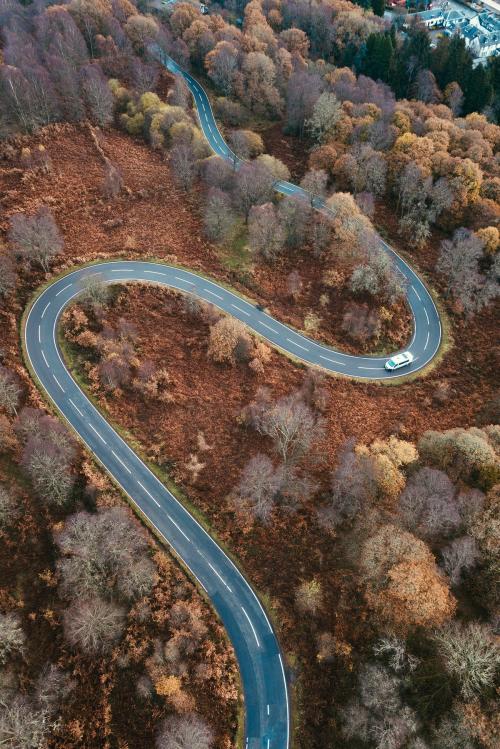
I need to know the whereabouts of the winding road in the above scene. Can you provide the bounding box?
[156,50,442,378]
[23,54,443,749]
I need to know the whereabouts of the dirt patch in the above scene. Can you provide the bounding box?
[260,122,310,183]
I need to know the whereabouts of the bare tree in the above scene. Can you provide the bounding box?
[355,191,375,219]
[285,70,322,138]
[201,156,234,191]
[170,142,198,191]
[168,76,190,109]
[0,660,72,743]
[156,713,214,749]
[34,664,74,713]
[398,467,461,541]
[342,303,381,343]
[56,507,156,602]
[397,163,452,249]
[205,40,239,95]
[373,636,419,675]
[432,622,500,699]
[203,188,236,242]
[415,69,440,104]
[0,613,25,665]
[309,214,332,257]
[441,536,479,587]
[229,454,284,522]
[0,256,16,300]
[444,81,464,116]
[248,390,324,465]
[278,197,310,248]
[0,64,59,134]
[306,92,342,143]
[19,410,76,506]
[339,145,387,196]
[0,485,19,531]
[248,203,285,261]
[80,273,111,313]
[0,696,53,748]
[213,97,246,127]
[8,207,64,272]
[437,228,499,316]
[102,158,123,199]
[0,367,21,416]
[63,597,125,655]
[232,161,275,221]
[300,169,328,206]
[350,250,405,302]
[341,664,420,749]
[80,65,114,126]
[319,438,376,530]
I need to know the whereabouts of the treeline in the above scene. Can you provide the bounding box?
[0,0,162,136]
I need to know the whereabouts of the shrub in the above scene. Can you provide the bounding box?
[207,317,252,365]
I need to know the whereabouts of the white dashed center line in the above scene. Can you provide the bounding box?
[41,302,50,318]
[204,288,223,300]
[89,423,106,444]
[424,331,430,351]
[137,480,160,507]
[319,355,345,366]
[166,514,191,542]
[259,321,278,334]
[424,308,430,324]
[69,399,84,417]
[52,374,65,392]
[112,450,131,474]
[41,351,49,368]
[286,338,308,352]
[231,304,250,317]
[412,285,422,302]
[208,561,232,592]
[175,276,194,285]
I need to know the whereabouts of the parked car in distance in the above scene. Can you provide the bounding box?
[385,351,414,371]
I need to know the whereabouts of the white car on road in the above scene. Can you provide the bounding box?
[385,351,414,371]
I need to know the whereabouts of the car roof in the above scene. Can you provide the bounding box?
[391,353,407,364]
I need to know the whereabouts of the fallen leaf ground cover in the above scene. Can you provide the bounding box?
[0,120,498,748]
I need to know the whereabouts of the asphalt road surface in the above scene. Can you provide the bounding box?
[23,51,443,749]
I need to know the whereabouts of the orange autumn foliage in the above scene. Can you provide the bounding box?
[369,558,456,632]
